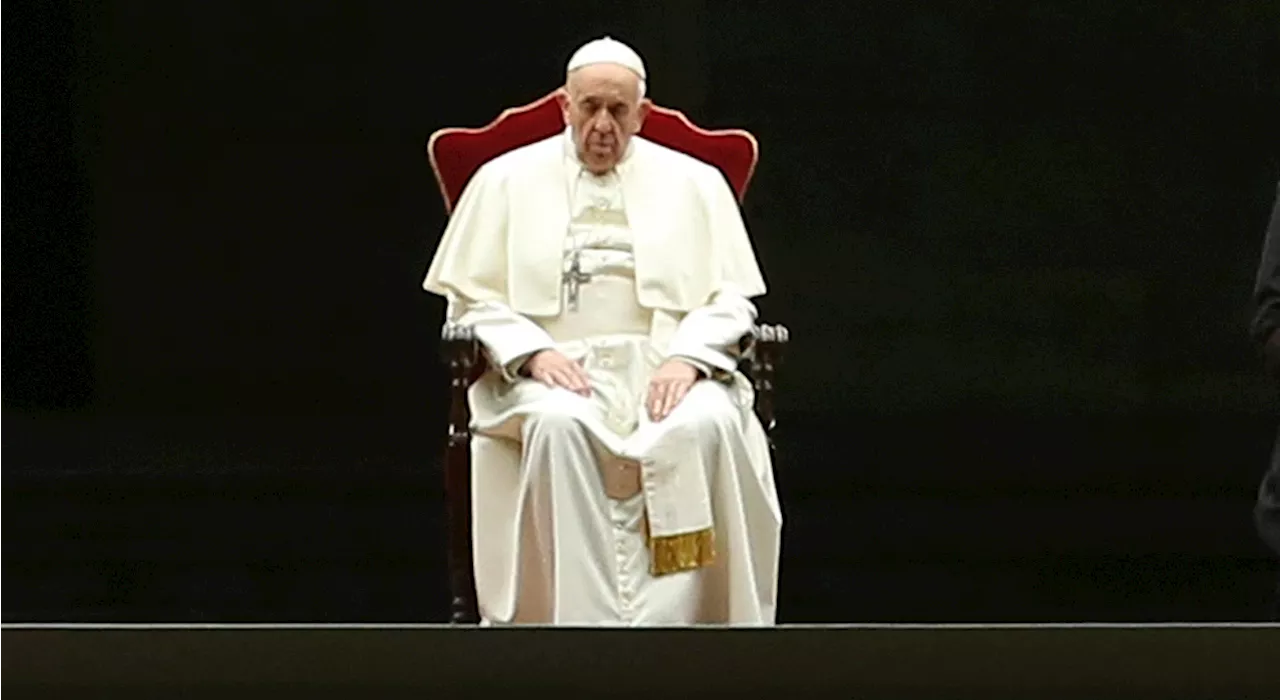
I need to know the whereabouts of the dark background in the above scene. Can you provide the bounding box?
[6,0,1280,622]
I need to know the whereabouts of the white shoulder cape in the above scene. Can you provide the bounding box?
[423,132,767,315]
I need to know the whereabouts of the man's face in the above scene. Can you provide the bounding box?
[558,63,649,175]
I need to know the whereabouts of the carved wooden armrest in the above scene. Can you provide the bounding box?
[739,323,789,439]
[442,320,790,435]
[441,323,483,399]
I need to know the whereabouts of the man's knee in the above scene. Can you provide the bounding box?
[523,407,588,444]
[661,382,740,440]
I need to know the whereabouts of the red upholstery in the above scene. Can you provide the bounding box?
[428,91,758,213]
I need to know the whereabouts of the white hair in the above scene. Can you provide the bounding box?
[566,68,646,100]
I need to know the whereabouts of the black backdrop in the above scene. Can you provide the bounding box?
[6,0,1280,622]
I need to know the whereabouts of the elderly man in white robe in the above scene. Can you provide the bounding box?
[423,37,782,626]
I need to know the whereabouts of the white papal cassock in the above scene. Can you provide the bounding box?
[423,127,782,626]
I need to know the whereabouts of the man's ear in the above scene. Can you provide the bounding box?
[633,98,653,133]
[555,87,572,123]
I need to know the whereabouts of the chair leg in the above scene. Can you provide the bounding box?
[442,324,481,624]
[443,428,478,624]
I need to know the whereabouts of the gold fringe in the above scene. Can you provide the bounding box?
[647,526,716,576]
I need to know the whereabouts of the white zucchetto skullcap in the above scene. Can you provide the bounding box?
[566,36,647,81]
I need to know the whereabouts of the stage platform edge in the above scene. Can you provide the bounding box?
[4,623,1279,698]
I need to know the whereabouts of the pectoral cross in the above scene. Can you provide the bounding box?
[565,248,592,312]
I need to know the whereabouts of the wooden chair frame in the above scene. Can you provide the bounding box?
[428,93,789,623]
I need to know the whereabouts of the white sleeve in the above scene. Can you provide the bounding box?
[665,291,757,375]
[449,296,556,381]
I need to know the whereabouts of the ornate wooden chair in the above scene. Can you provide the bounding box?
[426,92,789,623]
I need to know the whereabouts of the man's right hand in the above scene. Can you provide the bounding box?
[522,349,592,397]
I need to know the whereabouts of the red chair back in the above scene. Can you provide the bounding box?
[427,91,758,214]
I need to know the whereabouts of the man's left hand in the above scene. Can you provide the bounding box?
[646,359,701,422]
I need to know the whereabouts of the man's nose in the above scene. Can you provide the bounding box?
[591,111,615,132]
